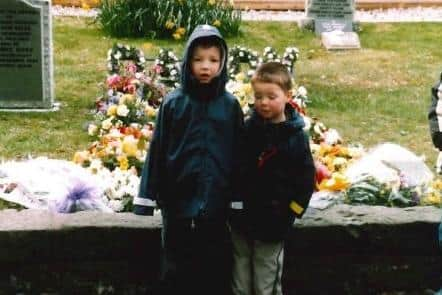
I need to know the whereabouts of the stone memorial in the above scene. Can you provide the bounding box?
[301,0,361,49]
[0,0,54,110]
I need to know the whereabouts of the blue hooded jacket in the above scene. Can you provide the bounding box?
[134,25,244,218]
[232,103,315,241]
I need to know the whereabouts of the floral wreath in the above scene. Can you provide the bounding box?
[228,46,260,79]
[107,43,146,74]
[154,48,181,88]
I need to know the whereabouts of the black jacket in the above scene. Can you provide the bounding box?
[134,25,244,218]
[428,72,442,150]
[233,104,315,241]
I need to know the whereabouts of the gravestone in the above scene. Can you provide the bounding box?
[302,0,361,50]
[0,0,54,110]
[306,0,355,35]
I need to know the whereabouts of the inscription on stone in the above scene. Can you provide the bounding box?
[0,0,54,109]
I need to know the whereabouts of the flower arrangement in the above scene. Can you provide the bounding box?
[154,48,181,88]
[228,46,260,79]
[107,43,145,74]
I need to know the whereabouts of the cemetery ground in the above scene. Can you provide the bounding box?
[0,18,441,199]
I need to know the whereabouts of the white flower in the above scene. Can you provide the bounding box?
[109,199,125,212]
[239,51,244,57]
[297,86,308,97]
[113,51,122,60]
[302,115,311,131]
[264,47,271,53]
[88,124,98,136]
[168,51,174,58]
[324,129,342,145]
[117,104,129,117]
[170,69,177,76]
[268,53,274,59]
[250,61,257,67]
[101,118,113,130]
[139,57,145,63]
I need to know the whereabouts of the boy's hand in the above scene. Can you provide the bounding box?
[133,205,155,216]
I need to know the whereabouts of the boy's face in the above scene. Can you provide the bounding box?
[190,45,221,84]
[252,81,291,123]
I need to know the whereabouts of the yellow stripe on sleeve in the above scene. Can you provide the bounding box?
[290,201,304,215]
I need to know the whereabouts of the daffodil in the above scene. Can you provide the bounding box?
[213,19,221,27]
[165,20,175,30]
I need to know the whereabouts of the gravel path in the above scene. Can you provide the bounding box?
[52,5,442,22]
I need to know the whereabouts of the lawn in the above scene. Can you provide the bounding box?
[0,17,441,168]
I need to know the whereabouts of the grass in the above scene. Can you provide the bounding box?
[0,18,441,169]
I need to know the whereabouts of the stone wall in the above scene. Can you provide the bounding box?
[0,205,440,293]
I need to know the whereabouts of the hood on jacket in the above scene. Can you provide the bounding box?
[180,24,228,97]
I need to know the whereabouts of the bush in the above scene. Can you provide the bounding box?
[97,0,242,39]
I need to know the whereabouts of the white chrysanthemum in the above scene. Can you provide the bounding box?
[297,86,308,97]
[109,199,125,212]
[117,104,129,117]
[101,118,113,130]
[88,124,98,136]
[113,51,122,60]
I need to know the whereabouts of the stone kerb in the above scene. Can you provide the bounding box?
[0,205,440,292]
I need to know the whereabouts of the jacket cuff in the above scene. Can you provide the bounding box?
[133,196,157,207]
[230,201,243,210]
[133,205,154,216]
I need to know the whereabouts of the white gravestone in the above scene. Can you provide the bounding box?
[0,0,54,110]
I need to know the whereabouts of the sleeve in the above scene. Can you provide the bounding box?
[133,101,168,216]
[428,72,442,150]
[289,131,316,218]
[230,99,245,211]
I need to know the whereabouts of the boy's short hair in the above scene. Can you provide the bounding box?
[190,36,224,56]
[251,62,292,92]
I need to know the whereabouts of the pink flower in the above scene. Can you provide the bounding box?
[107,74,122,88]
[124,83,136,94]
[126,62,137,74]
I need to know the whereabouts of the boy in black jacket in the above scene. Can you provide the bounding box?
[230,62,315,295]
[428,72,442,173]
[134,25,243,295]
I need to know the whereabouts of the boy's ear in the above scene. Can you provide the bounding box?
[286,90,293,101]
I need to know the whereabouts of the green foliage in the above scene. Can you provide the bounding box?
[97,0,241,39]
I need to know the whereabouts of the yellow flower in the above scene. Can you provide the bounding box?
[176,27,186,35]
[120,94,135,104]
[165,20,175,30]
[122,135,139,157]
[212,19,221,27]
[117,155,129,171]
[208,0,216,5]
[173,32,182,40]
[73,151,90,165]
[107,105,117,116]
[145,105,157,118]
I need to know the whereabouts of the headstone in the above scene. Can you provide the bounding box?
[306,0,355,35]
[0,0,54,110]
[321,31,361,50]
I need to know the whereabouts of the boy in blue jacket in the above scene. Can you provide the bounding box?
[134,25,243,295]
[230,62,315,295]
